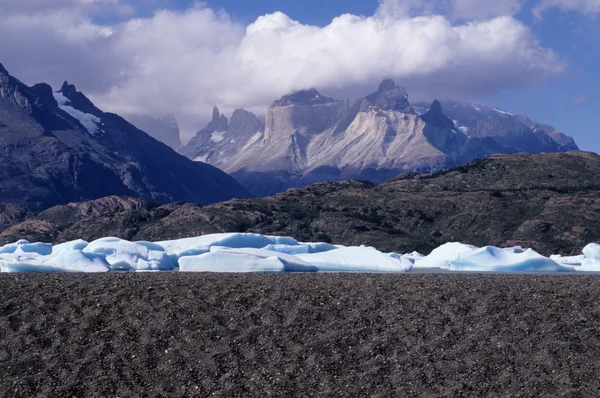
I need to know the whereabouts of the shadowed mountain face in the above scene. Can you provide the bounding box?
[0,63,251,210]
[2,151,598,256]
[179,80,578,197]
[125,114,183,150]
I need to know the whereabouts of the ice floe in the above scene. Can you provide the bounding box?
[0,234,598,273]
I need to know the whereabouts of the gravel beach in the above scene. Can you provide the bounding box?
[2,273,600,397]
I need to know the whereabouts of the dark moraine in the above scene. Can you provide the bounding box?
[2,273,600,397]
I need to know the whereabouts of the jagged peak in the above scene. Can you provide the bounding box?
[428,99,443,114]
[59,81,76,93]
[0,63,8,75]
[212,106,222,122]
[421,99,455,130]
[363,79,411,112]
[55,80,102,116]
[378,78,397,93]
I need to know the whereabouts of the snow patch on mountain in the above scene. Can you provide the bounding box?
[53,91,102,135]
[211,131,226,143]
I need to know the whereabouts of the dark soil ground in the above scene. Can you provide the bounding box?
[2,273,600,397]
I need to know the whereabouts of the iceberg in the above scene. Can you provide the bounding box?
[389,251,424,265]
[1,250,109,273]
[262,242,337,255]
[413,242,477,269]
[0,232,597,274]
[83,237,175,271]
[0,239,52,256]
[449,246,573,273]
[297,246,412,273]
[157,233,300,261]
[179,247,318,273]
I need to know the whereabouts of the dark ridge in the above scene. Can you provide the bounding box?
[272,89,336,107]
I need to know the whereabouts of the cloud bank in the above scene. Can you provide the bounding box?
[0,0,577,138]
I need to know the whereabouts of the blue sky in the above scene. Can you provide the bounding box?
[0,0,597,151]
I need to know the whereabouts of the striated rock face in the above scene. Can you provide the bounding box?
[0,63,251,210]
[125,114,182,150]
[2,151,599,256]
[179,79,578,197]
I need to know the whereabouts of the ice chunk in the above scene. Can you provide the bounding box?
[52,239,89,255]
[157,233,299,261]
[389,251,424,265]
[449,246,573,273]
[550,254,584,267]
[179,247,317,273]
[1,250,109,273]
[262,242,336,255]
[298,246,411,273]
[414,242,477,269]
[572,243,600,271]
[83,237,175,271]
[0,239,52,256]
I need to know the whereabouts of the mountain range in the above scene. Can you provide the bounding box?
[180,79,577,196]
[2,151,598,256]
[0,63,250,210]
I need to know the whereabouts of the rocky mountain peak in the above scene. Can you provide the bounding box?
[59,81,77,96]
[57,81,101,116]
[378,78,397,93]
[363,79,411,112]
[209,106,229,132]
[0,63,8,75]
[229,109,262,134]
[420,100,456,130]
[272,89,335,107]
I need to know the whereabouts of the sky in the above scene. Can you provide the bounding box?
[0,0,598,152]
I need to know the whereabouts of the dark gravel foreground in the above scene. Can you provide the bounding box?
[2,274,600,397]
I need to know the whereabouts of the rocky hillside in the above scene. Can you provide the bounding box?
[2,151,598,256]
[0,63,250,210]
[180,79,577,197]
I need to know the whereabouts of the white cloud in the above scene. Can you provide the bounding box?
[0,0,564,139]
[533,0,600,17]
[451,0,522,19]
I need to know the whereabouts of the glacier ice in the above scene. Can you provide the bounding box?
[0,232,598,274]
[0,239,52,256]
[449,246,573,273]
[0,239,109,273]
[552,243,600,271]
[157,233,298,262]
[180,247,318,273]
[413,242,477,269]
[297,246,412,273]
[262,242,337,255]
[83,237,175,271]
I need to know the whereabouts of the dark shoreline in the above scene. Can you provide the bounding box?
[2,273,600,397]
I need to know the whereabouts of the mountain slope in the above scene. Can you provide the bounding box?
[180,80,577,197]
[2,151,598,256]
[125,114,183,150]
[0,63,251,209]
